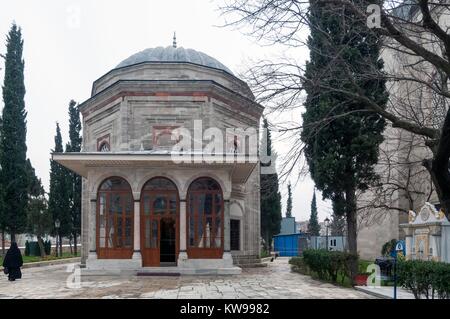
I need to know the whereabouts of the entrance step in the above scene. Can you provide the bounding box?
[137,272,180,276]
[239,263,268,268]
[139,267,182,275]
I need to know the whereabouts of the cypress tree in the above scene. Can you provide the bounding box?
[260,118,282,252]
[25,160,50,257]
[26,159,44,197]
[66,100,82,255]
[301,0,388,280]
[285,182,292,218]
[307,190,320,236]
[0,24,28,242]
[48,123,70,256]
[330,213,346,236]
[0,115,4,255]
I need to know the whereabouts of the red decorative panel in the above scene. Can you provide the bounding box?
[97,134,110,152]
[152,126,180,147]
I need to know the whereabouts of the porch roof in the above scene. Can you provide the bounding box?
[52,151,258,184]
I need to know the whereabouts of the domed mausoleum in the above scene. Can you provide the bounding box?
[53,42,264,275]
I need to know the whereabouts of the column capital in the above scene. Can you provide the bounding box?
[132,192,141,201]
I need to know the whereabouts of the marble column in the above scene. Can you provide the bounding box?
[132,200,142,261]
[177,199,188,266]
[222,199,233,266]
[88,198,97,260]
[222,199,233,267]
[224,199,231,252]
[405,235,412,260]
[179,200,187,251]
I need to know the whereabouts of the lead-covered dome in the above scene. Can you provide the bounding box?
[116,46,233,74]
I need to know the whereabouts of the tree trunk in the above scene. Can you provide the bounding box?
[10,232,15,244]
[345,185,358,285]
[37,235,45,258]
[69,236,73,255]
[423,107,450,218]
[59,234,63,257]
[73,232,77,256]
[1,230,5,256]
[424,157,450,218]
[55,236,58,257]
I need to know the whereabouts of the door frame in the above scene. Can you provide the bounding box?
[140,177,179,267]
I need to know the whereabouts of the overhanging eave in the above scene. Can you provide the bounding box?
[52,152,259,184]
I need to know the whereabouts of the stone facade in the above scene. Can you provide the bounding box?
[356,6,446,260]
[54,46,264,274]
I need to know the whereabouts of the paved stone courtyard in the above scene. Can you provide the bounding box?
[0,258,373,299]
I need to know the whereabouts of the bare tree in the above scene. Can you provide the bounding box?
[220,0,450,217]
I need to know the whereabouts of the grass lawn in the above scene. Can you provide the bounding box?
[0,252,80,265]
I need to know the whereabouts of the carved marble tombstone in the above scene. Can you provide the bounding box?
[400,202,450,263]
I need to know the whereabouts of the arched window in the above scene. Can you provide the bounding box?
[187,177,223,258]
[99,142,110,152]
[97,177,133,259]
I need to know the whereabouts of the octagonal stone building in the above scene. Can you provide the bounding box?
[53,44,264,275]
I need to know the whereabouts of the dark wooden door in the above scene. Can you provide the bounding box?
[141,191,179,267]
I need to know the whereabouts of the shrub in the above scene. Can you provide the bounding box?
[44,240,51,255]
[260,249,270,258]
[289,257,309,275]
[381,239,397,257]
[397,259,450,299]
[358,260,372,275]
[24,240,30,256]
[301,249,358,284]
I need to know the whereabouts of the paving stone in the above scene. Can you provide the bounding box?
[0,258,374,299]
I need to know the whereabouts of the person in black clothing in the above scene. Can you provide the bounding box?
[2,242,23,281]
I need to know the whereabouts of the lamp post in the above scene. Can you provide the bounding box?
[55,219,60,257]
[324,217,330,251]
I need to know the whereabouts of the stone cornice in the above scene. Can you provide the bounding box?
[92,62,251,97]
[79,80,264,119]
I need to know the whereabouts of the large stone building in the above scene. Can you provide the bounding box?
[356,3,446,260]
[53,43,264,274]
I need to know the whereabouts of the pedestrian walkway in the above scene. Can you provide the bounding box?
[0,257,374,299]
[355,285,415,299]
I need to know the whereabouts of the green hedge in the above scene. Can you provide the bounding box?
[44,240,51,255]
[291,249,358,284]
[289,257,308,275]
[397,259,450,299]
[24,240,52,257]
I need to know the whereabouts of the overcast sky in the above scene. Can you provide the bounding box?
[0,0,332,223]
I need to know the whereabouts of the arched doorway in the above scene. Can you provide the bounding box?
[187,177,224,259]
[140,177,179,266]
[97,177,134,259]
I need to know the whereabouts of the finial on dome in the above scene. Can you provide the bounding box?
[173,32,177,48]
